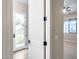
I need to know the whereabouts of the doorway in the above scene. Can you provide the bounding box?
[13,0,29,59]
[13,0,28,51]
[13,0,50,59]
[63,0,77,59]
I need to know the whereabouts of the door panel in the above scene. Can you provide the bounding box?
[28,0,44,59]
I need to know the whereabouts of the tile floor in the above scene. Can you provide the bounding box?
[64,42,77,59]
[13,49,28,59]
[13,42,77,59]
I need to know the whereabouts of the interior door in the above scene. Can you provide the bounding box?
[28,0,44,59]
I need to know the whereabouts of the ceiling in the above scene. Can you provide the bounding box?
[64,0,77,13]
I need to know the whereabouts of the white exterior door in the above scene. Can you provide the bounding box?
[28,0,44,59]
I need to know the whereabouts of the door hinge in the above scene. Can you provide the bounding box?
[44,17,47,21]
[43,41,47,46]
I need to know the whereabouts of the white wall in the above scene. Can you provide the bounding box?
[0,0,2,59]
[2,0,13,59]
[50,0,64,59]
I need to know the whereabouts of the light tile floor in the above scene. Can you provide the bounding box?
[13,42,77,59]
[13,49,28,59]
[64,42,77,59]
